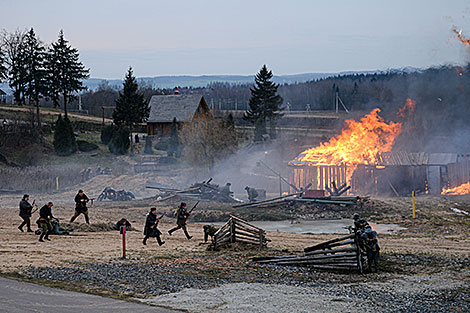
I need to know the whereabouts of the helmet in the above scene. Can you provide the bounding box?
[353,213,360,220]
[365,225,372,230]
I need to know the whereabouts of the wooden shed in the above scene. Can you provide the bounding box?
[147,94,212,136]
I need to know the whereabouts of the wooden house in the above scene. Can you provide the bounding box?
[147,94,212,136]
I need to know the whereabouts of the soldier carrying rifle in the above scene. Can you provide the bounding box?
[143,207,165,246]
[70,189,91,224]
[18,194,34,232]
[168,202,198,240]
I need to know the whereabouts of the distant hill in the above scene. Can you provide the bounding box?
[0,68,420,93]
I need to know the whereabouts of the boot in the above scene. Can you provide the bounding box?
[27,228,34,233]
[18,225,24,232]
[39,232,45,242]
[157,236,165,246]
[85,215,90,225]
[142,237,147,245]
[168,228,175,236]
[44,232,51,241]
[184,229,192,240]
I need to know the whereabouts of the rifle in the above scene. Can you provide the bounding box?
[182,201,199,224]
[30,200,39,214]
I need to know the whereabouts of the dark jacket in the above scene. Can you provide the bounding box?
[39,205,53,220]
[144,213,161,236]
[75,193,89,212]
[19,200,33,218]
[176,207,189,226]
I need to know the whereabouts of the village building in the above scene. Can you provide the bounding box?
[146,94,212,136]
[0,89,6,103]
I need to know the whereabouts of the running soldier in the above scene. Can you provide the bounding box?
[70,189,90,224]
[168,202,193,240]
[18,194,34,232]
[143,208,165,246]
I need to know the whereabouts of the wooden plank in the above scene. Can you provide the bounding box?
[234,222,266,235]
[257,253,357,264]
[234,230,262,240]
[232,192,303,209]
[230,215,265,231]
[304,247,356,256]
[304,234,354,252]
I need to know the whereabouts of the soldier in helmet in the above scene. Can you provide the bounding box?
[168,202,192,240]
[352,213,360,231]
[245,186,259,202]
[219,183,233,201]
[362,228,380,272]
[203,224,219,243]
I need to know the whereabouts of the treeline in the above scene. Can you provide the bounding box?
[0,28,89,125]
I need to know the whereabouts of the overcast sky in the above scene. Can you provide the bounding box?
[2,0,470,79]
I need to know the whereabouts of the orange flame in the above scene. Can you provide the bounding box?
[442,182,470,195]
[397,98,416,118]
[452,27,470,47]
[290,108,402,180]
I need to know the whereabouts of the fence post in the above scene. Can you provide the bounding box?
[121,226,126,259]
[259,229,264,249]
[56,177,59,191]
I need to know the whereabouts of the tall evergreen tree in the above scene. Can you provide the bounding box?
[53,115,77,156]
[243,65,283,141]
[113,67,150,129]
[2,30,28,105]
[46,30,89,118]
[23,28,47,128]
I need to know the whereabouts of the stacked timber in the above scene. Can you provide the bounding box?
[211,215,270,250]
[254,234,364,273]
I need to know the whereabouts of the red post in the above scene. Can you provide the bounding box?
[121,226,126,259]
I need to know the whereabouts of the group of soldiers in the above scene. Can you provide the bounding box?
[18,190,92,242]
[352,213,380,273]
[19,191,211,246]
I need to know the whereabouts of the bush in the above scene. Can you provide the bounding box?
[76,140,98,152]
[154,138,169,151]
[108,126,130,155]
[53,115,77,156]
[100,125,116,144]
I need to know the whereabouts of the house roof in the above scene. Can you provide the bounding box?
[147,94,206,123]
[377,152,458,166]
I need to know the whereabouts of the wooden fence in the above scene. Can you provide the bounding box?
[254,233,364,273]
[211,215,269,249]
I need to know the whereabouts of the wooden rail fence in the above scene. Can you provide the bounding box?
[211,215,270,250]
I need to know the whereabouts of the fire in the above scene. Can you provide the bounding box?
[452,27,470,47]
[442,182,470,195]
[397,98,416,118]
[290,108,402,180]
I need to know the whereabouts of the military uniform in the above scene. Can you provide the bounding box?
[38,203,54,242]
[362,229,380,272]
[219,183,233,201]
[203,224,219,242]
[70,191,90,224]
[143,212,164,245]
[18,196,33,232]
[168,203,192,239]
[245,186,259,202]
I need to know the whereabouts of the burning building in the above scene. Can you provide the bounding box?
[288,106,470,196]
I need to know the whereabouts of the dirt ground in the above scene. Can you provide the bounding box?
[0,192,469,312]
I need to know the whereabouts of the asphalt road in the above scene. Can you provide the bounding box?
[0,277,177,313]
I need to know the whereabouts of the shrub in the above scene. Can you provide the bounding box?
[108,126,130,155]
[100,125,116,144]
[76,140,99,152]
[53,115,77,156]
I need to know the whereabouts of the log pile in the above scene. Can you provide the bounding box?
[147,178,238,203]
[211,215,270,250]
[253,233,364,273]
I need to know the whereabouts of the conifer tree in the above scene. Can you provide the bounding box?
[53,115,77,156]
[243,65,283,141]
[46,30,89,118]
[3,30,28,105]
[168,117,180,157]
[113,67,150,129]
[23,28,47,128]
